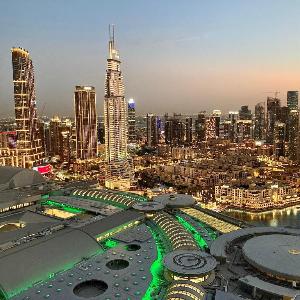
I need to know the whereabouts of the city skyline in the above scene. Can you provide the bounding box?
[2,1,300,117]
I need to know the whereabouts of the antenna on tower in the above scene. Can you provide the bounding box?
[109,24,115,44]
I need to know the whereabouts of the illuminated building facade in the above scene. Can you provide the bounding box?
[236,120,252,141]
[288,109,299,161]
[195,112,206,143]
[287,91,298,110]
[165,114,185,146]
[49,116,61,156]
[185,117,193,145]
[205,116,216,140]
[74,86,97,160]
[11,47,43,168]
[212,110,221,138]
[254,102,265,140]
[104,26,131,189]
[228,111,239,142]
[127,98,136,144]
[266,97,281,144]
[274,122,285,158]
[215,183,299,210]
[147,114,159,147]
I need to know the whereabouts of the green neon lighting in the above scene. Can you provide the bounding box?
[7,248,104,299]
[101,238,120,249]
[42,200,84,214]
[187,215,218,240]
[142,226,166,300]
[0,287,7,300]
[175,215,208,250]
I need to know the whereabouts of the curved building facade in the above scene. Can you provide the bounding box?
[11,47,43,168]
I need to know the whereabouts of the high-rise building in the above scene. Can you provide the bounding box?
[195,112,206,143]
[49,116,61,156]
[104,26,131,189]
[228,111,239,142]
[254,102,265,140]
[11,47,43,168]
[128,98,136,144]
[74,86,97,160]
[147,114,160,147]
[288,109,299,161]
[266,97,281,144]
[239,105,252,120]
[185,117,193,145]
[287,91,298,110]
[236,120,253,141]
[164,114,185,146]
[279,106,289,142]
[274,122,285,158]
[212,110,221,138]
[205,116,216,140]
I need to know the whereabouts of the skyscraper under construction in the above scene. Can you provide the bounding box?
[11,47,43,168]
[104,26,131,189]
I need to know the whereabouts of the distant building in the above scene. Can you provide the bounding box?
[228,111,239,142]
[49,116,61,156]
[288,109,299,161]
[212,110,221,138]
[205,116,216,140]
[74,86,97,160]
[185,117,193,145]
[147,114,160,147]
[274,122,285,158]
[287,91,298,110]
[254,102,265,140]
[236,120,252,141]
[11,47,43,168]
[266,97,281,144]
[239,105,252,120]
[128,99,136,144]
[164,114,185,146]
[195,112,206,143]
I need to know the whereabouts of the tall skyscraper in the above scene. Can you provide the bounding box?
[195,112,206,143]
[266,97,281,144]
[205,116,216,140]
[287,91,298,110]
[274,122,285,158]
[49,116,61,156]
[74,86,97,160]
[288,109,299,161]
[11,47,43,168]
[228,111,239,142]
[212,110,221,138]
[164,114,185,146]
[104,26,131,190]
[185,117,193,145]
[128,98,136,144]
[254,102,265,140]
[147,114,160,147]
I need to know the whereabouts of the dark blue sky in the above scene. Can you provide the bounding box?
[1,0,300,117]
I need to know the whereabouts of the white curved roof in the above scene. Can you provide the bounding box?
[0,166,45,191]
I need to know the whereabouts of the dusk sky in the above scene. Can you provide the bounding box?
[1,0,300,117]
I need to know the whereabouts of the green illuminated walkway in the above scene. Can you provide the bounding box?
[175,215,208,250]
[41,200,84,214]
[142,225,167,300]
